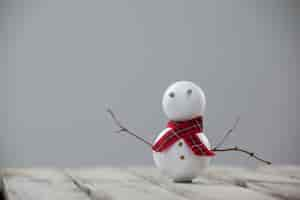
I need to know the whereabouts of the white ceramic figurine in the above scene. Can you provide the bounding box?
[152,81,215,182]
[107,80,271,183]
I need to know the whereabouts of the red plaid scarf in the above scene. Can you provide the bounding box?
[152,116,215,156]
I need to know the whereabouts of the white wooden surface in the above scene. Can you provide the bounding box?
[1,166,300,200]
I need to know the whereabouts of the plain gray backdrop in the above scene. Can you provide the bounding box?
[1,0,299,167]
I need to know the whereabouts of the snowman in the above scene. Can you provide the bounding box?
[108,81,271,183]
[152,81,215,182]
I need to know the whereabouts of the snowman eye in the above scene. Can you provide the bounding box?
[187,89,192,95]
[169,92,175,98]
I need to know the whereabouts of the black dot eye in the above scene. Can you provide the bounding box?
[169,92,175,98]
[187,89,192,95]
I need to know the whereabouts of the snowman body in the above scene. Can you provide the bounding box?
[153,130,211,182]
[152,81,213,182]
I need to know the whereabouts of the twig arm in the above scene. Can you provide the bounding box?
[212,146,272,165]
[107,108,152,147]
[213,116,240,149]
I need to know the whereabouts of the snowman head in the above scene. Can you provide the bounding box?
[162,81,206,121]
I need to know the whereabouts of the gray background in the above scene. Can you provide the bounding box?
[1,0,299,167]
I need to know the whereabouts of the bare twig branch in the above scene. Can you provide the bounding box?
[213,116,240,149]
[212,117,271,165]
[212,146,272,165]
[107,108,152,147]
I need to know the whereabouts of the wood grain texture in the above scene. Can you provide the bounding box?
[1,166,300,200]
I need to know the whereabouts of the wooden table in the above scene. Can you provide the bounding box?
[1,166,300,200]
